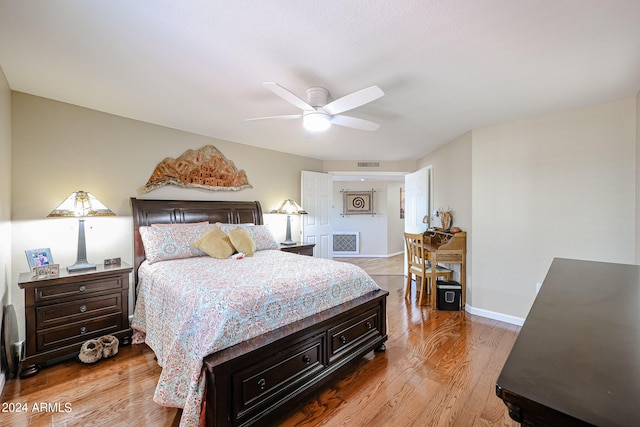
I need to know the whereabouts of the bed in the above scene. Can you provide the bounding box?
[130,198,389,427]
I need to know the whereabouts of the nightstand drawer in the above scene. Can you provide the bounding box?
[36,313,122,352]
[36,293,122,329]
[34,276,123,303]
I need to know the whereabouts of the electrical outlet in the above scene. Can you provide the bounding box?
[104,257,121,266]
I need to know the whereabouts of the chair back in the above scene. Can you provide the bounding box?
[404,232,426,274]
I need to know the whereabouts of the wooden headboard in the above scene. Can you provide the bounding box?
[130,198,263,285]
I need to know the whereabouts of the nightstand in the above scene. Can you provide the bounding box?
[18,262,132,377]
[279,242,315,256]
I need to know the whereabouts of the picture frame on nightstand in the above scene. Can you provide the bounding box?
[25,248,54,269]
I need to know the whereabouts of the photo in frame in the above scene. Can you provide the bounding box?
[25,248,54,270]
[342,190,375,216]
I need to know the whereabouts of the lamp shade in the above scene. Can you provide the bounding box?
[48,191,115,218]
[272,199,307,215]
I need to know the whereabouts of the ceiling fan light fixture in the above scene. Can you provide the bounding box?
[303,111,331,132]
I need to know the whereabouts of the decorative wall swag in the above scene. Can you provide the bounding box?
[141,145,251,193]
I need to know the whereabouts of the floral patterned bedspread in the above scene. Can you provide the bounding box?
[131,250,380,427]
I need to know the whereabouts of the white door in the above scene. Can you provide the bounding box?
[404,167,431,233]
[301,170,333,258]
[404,167,431,274]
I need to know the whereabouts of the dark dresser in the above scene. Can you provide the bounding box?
[496,258,640,426]
[18,262,132,377]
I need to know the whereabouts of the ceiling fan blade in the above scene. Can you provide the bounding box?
[245,114,302,122]
[262,82,314,111]
[331,115,380,131]
[322,86,384,115]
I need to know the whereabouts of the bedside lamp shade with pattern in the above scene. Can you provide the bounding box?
[48,191,115,272]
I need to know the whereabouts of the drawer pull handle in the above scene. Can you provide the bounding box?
[80,326,87,334]
[258,378,266,391]
[302,355,311,365]
[79,305,87,313]
[79,285,87,292]
[340,335,347,344]
[365,321,372,330]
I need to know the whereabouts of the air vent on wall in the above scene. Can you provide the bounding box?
[357,162,380,168]
[332,232,359,255]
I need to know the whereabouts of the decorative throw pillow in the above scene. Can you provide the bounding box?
[215,223,279,251]
[139,223,214,264]
[245,225,279,250]
[192,227,235,259]
[227,227,256,256]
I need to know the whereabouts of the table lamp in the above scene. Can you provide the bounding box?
[48,190,115,272]
[272,199,307,245]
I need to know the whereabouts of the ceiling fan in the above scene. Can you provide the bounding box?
[246,82,384,132]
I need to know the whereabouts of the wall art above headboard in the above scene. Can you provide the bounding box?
[141,145,252,193]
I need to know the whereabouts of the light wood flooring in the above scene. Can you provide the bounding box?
[1,258,520,427]
[335,254,405,276]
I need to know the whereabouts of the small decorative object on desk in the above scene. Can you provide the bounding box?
[437,208,454,231]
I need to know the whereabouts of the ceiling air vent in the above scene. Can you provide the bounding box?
[357,162,380,168]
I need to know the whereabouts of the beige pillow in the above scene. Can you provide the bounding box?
[192,227,235,259]
[227,226,256,256]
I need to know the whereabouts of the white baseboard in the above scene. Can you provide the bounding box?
[465,304,525,326]
[333,251,404,258]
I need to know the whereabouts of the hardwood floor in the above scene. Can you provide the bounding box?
[335,254,405,276]
[1,262,520,427]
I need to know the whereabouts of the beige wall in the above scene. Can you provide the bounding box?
[331,180,404,257]
[386,181,405,255]
[10,92,323,338]
[417,98,636,320]
[0,67,10,310]
[473,98,636,318]
[636,89,640,264]
[417,131,473,301]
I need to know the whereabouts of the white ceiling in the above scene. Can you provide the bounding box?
[1,1,639,161]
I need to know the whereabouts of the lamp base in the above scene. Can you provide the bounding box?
[67,262,96,272]
[280,240,296,246]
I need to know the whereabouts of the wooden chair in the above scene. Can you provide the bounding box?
[404,232,453,305]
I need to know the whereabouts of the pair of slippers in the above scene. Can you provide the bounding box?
[78,335,119,364]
